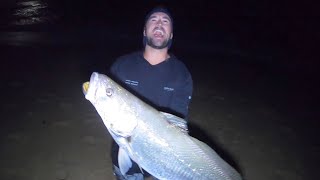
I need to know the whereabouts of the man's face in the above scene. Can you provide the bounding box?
[144,12,173,49]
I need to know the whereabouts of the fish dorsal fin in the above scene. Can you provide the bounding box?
[160,112,188,133]
[118,147,132,175]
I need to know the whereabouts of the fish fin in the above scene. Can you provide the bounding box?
[138,165,144,174]
[110,128,132,138]
[160,112,189,133]
[118,147,132,175]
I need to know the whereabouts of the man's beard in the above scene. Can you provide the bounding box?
[146,36,170,49]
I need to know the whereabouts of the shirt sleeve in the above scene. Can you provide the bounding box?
[169,72,193,119]
[109,57,122,81]
[109,60,117,76]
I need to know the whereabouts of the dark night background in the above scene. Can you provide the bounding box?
[0,0,319,179]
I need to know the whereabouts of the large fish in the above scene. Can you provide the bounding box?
[83,72,242,180]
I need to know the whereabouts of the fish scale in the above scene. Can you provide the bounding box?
[130,124,229,179]
[83,72,242,180]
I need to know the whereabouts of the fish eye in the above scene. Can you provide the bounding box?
[106,88,113,96]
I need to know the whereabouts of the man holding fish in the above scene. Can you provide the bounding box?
[109,6,193,180]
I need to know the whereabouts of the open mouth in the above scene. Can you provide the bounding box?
[82,72,99,96]
[82,81,90,95]
[153,29,164,38]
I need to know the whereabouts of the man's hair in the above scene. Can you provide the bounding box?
[144,6,173,28]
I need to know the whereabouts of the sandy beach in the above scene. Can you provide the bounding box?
[0,25,319,180]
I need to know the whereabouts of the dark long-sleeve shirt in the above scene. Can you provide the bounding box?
[109,51,193,119]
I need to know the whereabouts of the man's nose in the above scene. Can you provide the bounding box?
[156,20,163,26]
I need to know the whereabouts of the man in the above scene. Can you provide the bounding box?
[109,6,193,180]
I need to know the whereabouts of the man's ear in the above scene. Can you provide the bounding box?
[143,28,146,36]
[170,33,173,39]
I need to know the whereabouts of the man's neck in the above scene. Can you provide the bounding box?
[143,45,170,65]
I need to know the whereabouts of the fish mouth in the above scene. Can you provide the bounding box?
[82,72,99,96]
[82,81,90,95]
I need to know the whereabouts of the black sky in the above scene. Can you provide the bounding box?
[1,0,319,77]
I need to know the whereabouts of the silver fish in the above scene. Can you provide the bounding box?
[83,72,242,180]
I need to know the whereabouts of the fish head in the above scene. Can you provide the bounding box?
[83,72,138,137]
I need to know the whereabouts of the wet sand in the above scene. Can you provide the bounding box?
[0,29,318,180]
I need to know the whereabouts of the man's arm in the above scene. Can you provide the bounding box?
[170,73,193,119]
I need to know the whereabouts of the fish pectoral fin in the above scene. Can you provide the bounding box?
[138,165,144,174]
[160,112,189,133]
[118,147,132,175]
